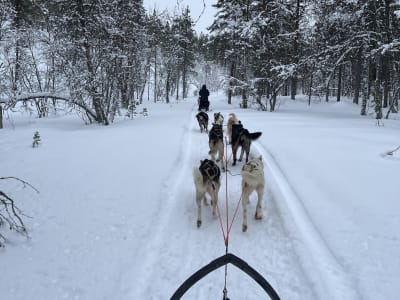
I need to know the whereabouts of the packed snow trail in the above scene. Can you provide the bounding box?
[2,94,398,300]
[253,143,360,300]
[127,97,315,299]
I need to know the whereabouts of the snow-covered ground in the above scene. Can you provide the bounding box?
[1,93,399,300]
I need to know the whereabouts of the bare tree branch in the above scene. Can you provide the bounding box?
[0,176,40,194]
[0,177,36,247]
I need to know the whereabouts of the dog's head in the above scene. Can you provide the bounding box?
[242,156,263,173]
[214,112,224,125]
[228,113,238,123]
[199,159,221,183]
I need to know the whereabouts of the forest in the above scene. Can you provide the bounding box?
[0,0,399,129]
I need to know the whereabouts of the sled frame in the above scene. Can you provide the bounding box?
[170,252,281,299]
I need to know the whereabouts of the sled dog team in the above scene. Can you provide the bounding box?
[194,111,264,232]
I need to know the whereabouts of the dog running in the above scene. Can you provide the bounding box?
[241,156,264,232]
[193,159,221,228]
[196,111,209,133]
[231,122,262,166]
[208,122,225,171]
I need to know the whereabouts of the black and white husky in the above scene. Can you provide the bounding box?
[231,123,262,166]
[193,159,221,228]
[196,111,209,133]
[208,122,225,172]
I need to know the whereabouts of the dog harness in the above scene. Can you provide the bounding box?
[199,159,221,184]
[209,124,223,144]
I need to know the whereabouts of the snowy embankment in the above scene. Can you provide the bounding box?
[1,94,399,300]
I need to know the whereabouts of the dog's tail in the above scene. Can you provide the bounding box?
[246,131,262,140]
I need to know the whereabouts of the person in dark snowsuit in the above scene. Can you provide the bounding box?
[198,84,210,111]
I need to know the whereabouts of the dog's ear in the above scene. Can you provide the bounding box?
[259,155,262,161]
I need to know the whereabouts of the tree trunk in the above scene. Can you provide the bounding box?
[166,72,170,104]
[182,66,187,99]
[117,56,129,109]
[0,104,3,129]
[325,81,330,102]
[270,92,277,112]
[83,41,107,124]
[176,72,179,101]
[352,49,362,104]
[382,0,391,108]
[374,55,383,120]
[154,49,157,103]
[228,62,235,105]
[241,88,247,109]
[13,0,22,94]
[308,68,314,106]
[337,64,342,102]
[290,0,301,100]
[361,75,368,116]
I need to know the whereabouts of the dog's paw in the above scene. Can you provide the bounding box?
[242,224,247,232]
[255,211,263,220]
[197,220,202,228]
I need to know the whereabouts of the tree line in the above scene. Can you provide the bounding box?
[1,0,399,129]
[207,0,400,117]
[0,0,199,127]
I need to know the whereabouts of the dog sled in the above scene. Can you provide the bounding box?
[198,97,210,112]
[170,252,281,299]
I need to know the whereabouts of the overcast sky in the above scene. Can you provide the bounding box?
[143,0,217,34]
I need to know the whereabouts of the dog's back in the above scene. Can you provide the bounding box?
[231,123,244,146]
[209,123,223,145]
[196,111,209,133]
[231,123,262,165]
[193,159,221,227]
[196,111,208,122]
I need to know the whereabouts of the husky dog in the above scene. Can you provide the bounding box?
[231,123,262,166]
[193,159,221,227]
[241,156,264,232]
[226,113,239,144]
[208,123,225,171]
[196,111,209,133]
[214,112,224,125]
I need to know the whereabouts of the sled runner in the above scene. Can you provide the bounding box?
[170,252,281,300]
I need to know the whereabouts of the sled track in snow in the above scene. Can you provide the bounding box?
[253,142,360,300]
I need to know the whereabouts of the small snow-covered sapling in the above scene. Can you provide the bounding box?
[32,131,41,148]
